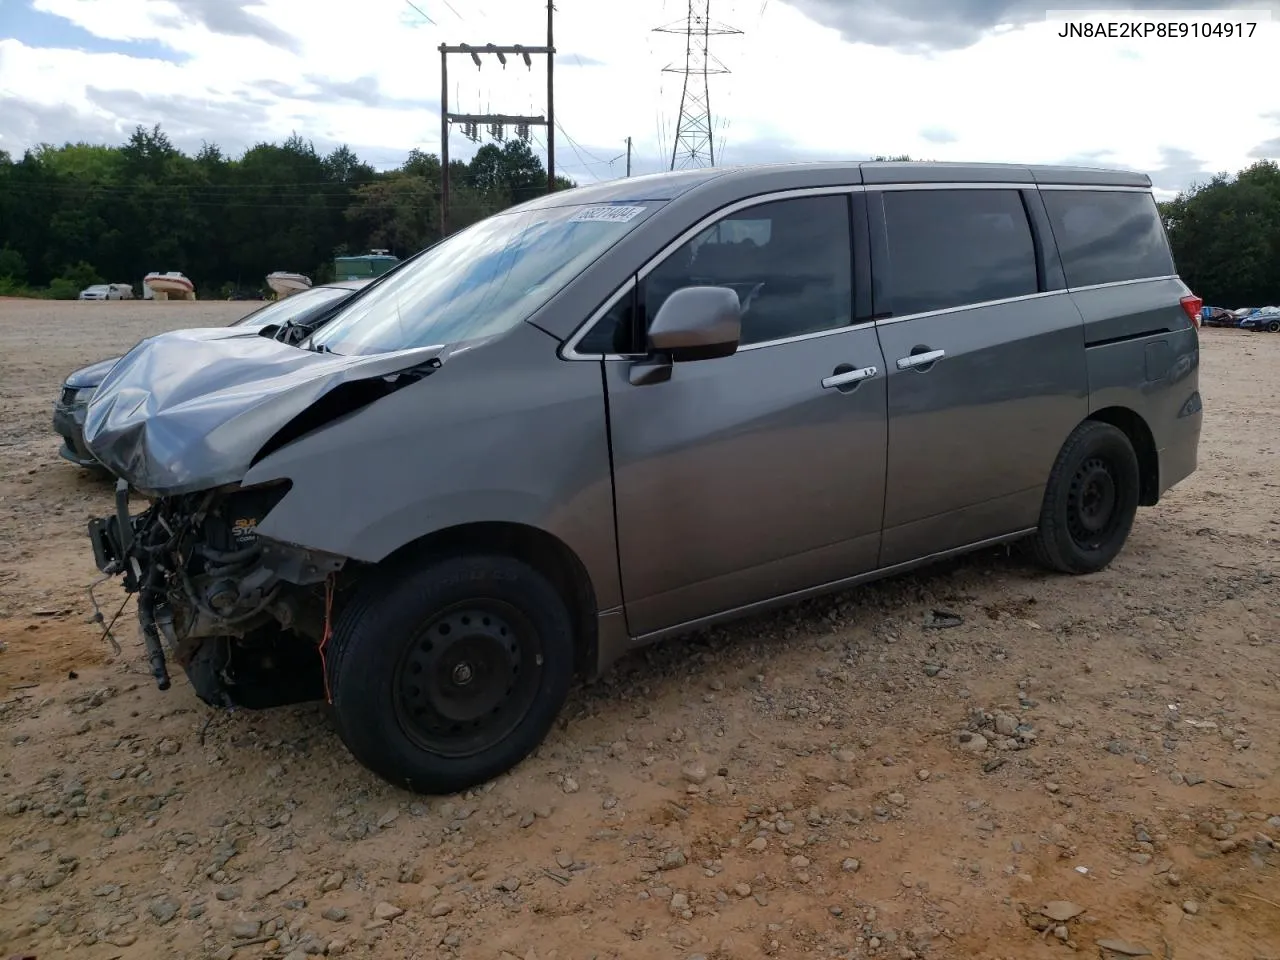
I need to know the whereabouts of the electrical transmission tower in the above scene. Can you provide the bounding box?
[654,0,741,171]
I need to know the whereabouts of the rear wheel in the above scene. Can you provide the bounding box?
[1267,319,1280,333]
[327,553,575,794]
[1031,420,1140,574]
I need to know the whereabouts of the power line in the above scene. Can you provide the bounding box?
[545,127,599,182]
[404,0,436,25]
[553,119,610,167]
[5,180,377,193]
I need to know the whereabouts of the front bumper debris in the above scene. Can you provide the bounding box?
[88,478,349,704]
[53,399,99,467]
[89,479,169,688]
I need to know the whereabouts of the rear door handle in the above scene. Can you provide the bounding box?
[821,365,877,389]
[896,349,945,370]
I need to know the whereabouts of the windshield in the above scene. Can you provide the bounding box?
[232,286,355,330]
[309,200,661,356]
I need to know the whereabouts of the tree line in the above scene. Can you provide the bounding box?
[0,124,574,299]
[1159,160,1280,309]
[1,130,1275,308]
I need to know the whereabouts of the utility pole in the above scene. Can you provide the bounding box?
[654,0,740,170]
[438,3,556,236]
[626,136,632,177]
[546,0,555,193]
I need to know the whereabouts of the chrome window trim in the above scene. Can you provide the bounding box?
[872,275,1181,328]
[873,289,1066,327]
[1066,273,1180,293]
[1037,183,1152,192]
[871,181,1032,191]
[560,181,1165,360]
[736,319,877,351]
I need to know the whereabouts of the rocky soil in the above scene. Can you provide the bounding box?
[1,299,1277,960]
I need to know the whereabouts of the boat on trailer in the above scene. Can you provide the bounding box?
[266,271,312,298]
[143,272,196,301]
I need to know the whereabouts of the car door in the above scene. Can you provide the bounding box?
[867,185,1090,568]
[583,191,889,637]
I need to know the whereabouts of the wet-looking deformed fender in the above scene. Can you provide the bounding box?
[242,321,623,612]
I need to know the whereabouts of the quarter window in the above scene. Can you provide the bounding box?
[880,189,1039,316]
[1041,189,1175,288]
[575,289,636,354]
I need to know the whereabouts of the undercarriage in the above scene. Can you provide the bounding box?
[89,478,352,709]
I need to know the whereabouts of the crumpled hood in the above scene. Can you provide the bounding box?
[83,326,445,496]
[65,320,271,390]
[65,356,123,390]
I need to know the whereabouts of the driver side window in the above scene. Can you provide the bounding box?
[575,193,855,354]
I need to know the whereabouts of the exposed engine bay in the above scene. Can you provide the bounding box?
[89,478,354,709]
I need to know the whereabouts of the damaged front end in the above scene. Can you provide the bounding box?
[78,325,449,709]
[89,477,350,708]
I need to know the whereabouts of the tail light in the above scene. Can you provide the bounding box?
[1180,294,1203,327]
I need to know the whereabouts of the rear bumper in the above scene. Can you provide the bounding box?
[1158,391,1202,496]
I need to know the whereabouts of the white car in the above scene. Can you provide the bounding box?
[78,283,134,300]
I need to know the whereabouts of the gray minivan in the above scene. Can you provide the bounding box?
[83,161,1202,794]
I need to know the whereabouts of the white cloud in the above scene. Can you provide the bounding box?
[1,0,1278,191]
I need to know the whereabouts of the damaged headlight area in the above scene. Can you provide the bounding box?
[89,477,352,710]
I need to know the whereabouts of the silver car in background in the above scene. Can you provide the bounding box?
[82,161,1202,794]
[78,283,134,300]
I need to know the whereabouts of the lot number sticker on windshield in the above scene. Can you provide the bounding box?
[570,205,647,223]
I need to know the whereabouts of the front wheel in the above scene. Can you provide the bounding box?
[1030,420,1140,574]
[327,553,576,794]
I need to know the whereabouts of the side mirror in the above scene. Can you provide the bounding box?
[647,286,741,362]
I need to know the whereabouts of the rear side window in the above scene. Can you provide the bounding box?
[1041,189,1175,288]
[880,189,1038,316]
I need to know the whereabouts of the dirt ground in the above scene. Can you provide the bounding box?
[0,298,1277,960]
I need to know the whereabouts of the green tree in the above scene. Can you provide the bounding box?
[0,245,27,282]
[1162,160,1280,306]
[0,126,572,296]
[467,140,557,205]
[345,175,439,253]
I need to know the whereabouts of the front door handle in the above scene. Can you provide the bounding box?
[896,348,945,370]
[822,365,877,389]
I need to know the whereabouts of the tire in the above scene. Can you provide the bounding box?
[327,553,575,794]
[1030,420,1141,575]
[1267,319,1280,333]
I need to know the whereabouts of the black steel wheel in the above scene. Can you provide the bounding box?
[1065,456,1121,552]
[392,601,542,760]
[327,553,575,794]
[1031,420,1140,574]
[1267,319,1280,333]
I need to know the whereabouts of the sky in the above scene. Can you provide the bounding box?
[1,0,1279,196]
